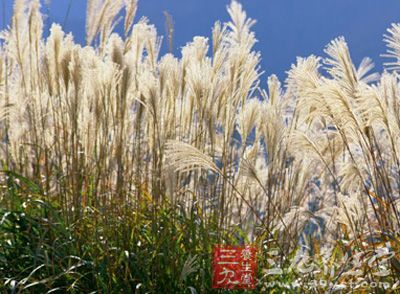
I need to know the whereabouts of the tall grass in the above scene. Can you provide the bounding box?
[0,0,400,292]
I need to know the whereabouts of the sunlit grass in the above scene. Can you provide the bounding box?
[0,0,400,292]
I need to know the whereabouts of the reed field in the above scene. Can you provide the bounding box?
[0,0,400,292]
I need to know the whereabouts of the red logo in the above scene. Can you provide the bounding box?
[212,245,257,289]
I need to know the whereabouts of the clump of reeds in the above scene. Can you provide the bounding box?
[0,0,400,292]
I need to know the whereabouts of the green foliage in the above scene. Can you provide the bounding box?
[0,173,254,293]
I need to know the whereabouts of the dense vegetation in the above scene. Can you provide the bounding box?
[0,0,400,292]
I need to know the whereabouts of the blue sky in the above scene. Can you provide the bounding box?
[2,0,400,81]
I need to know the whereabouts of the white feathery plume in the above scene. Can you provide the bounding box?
[86,0,99,45]
[383,23,400,71]
[324,37,358,95]
[237,98,261,144]
[124,0,138,37]
[356,57,380,84]
[182,37,209,66]
[85,0,124,48]
[226,0,256,49]
[165,140,221,174]
[27,0,43,45]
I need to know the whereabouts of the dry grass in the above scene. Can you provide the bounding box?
[0,0,400,292]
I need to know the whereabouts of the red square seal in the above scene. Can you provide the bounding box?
[212,245,257,289]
